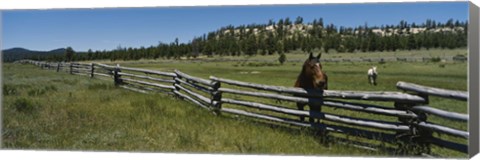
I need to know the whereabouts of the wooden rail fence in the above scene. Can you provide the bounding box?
[17,59,469,156]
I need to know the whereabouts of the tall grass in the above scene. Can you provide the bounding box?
[109,49,467,157]
[3,63,386,156]
[3,49,467,157]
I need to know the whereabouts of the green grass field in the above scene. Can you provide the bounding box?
[2,63,390,156]
[2,49,468,157]
[90,48,466,63]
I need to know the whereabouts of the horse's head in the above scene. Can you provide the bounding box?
[298,52,328,90]
[302,52,323,75]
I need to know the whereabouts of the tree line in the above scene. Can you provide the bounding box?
[31,17,468,62]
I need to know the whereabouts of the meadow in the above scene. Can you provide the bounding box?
[2,63,388,156]
[2,49,468,157]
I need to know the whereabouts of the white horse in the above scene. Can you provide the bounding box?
[367,66,378,85]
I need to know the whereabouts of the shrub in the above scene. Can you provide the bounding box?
[430,57,441,63]
[3,85,18,96]
[278,53,286,65]
[13,98,38,113]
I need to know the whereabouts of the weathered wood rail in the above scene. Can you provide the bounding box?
[397,81,468,101]
[17,59,469,156]
[396,81,469,140]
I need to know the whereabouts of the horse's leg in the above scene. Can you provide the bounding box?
[309,105,321,123]
[297,102,305,122]
[311,105,317,123]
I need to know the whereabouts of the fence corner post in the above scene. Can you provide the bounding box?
[211,80,222,115]
[113,64,122,86]
[173,72,181,96]
[394,101,432,155]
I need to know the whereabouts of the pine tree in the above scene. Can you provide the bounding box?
[65,47,75,62]
[87,49,93,60]
[295,16,303,25]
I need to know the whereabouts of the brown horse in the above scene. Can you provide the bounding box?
[294,52,328,123]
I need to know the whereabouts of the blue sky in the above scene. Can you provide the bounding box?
[2,2,469,52]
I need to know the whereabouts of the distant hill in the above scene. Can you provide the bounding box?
[3,47,33,53]
[2,47,66,62]
[48,48,67,54]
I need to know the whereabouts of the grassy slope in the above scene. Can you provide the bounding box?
[3,63,386,156]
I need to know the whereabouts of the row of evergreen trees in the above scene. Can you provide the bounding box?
[36,17,467,62]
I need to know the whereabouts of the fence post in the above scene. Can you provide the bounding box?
[394,102,415,155]
[410,93,432,155]
[113,64,122,86]
[90,63,95,78]
[56,63,60,72]
[394,100,432,155]
[211,81,222,115]
[174,73,181,94]
[69,63,73,74]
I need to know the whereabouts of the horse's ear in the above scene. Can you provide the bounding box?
[309,52,314,59]
[316,52,322,60]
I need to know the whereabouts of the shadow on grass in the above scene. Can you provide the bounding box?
[222,112,440,157]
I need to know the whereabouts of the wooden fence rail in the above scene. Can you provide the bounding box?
[397,81,468,101]
[411,106,468,122]
[217,86,418,118]
[119,66,176,77]
[210,76,426,103]
[220,98,411,131]
[18,59,469,156]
